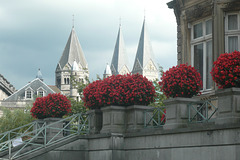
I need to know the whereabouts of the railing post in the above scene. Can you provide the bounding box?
[8,132,11,160]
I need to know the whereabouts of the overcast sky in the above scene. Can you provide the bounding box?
[0,0,177,89]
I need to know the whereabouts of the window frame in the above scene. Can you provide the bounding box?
[225,12,240,52]
[25,87,34,100]
[190,18,213,92]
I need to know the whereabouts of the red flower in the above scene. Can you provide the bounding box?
[83,74,156,109]
[211,51,240,89]
[30,93,71,119]
[159,64,202,98]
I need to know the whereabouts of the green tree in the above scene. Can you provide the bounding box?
[0,107,34,134]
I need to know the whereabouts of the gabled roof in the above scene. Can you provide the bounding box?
[132,20,156,72]
[4,78,55,102]
[110,26,129,75]
[58,28,88,70]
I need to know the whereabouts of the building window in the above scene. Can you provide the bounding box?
[191,18,213,91]
[225,12,240,52]
[26,90,32,99]
[38,91,44,97]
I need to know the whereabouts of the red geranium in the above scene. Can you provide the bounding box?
[159,64,202,98]
[30,93,71,119]
[211,51,240,89]
[83,74,156,109]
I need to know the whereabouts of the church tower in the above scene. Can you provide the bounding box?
[55,27,89,96]
[110,25,130,75]
[132,19,158,81]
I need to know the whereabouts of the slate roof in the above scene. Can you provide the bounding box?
[4,78,55,102]
[58,28,88,70]
[132,20,156,72]
[110,26,129,75]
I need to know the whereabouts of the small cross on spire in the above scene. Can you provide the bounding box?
[119,17,121,28]
[72,14,75,28]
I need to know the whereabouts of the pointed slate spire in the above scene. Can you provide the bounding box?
[132,19,158,80]
[58,28,88,70]
[110,25,130,75]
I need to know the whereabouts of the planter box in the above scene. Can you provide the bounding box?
[163,97,198,129]
[216,87,240,124]
[126,105,154,132]
[86,109,102,134]
[100,106,126,134]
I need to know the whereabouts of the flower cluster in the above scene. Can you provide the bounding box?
[159,64,202,98]
[83,74,156,109]
[211,51,240,89]
[30,93,72,119]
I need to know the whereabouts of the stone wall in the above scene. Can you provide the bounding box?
[25,123,240,160]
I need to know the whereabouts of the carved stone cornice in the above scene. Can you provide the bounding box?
[185,1,213,22]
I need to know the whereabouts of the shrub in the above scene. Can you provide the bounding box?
[0,107,34,135]
[159,64,202,98]
[211,51,240,89]
[30,93,71,119]
[83,74,156,109]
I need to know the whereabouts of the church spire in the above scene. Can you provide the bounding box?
[57,28,88,70]
[132,19,158,81]
[56,27,89,95]
[110,25,130,75]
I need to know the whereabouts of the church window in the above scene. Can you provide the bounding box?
[64,78,67,84]
[225,13,240,52]
[67,78,70,84]
[191,18,213,91]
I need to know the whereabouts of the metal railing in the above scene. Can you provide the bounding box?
[188,99,218,123]
[144,107,166,128]
[0,113,89,160]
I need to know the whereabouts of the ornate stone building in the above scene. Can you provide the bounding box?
[167,0,240,95]
[0,74,15,101]
[55,27,89,99]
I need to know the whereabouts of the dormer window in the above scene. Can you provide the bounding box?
[37,87,46,97]
[25,87,34,100]
[26,90,32,99]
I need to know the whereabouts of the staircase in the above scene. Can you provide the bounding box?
[0,113,89,160]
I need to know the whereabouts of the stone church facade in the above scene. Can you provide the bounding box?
[167,0,240,96]
[55,27,89,101]
[105,19,159,81]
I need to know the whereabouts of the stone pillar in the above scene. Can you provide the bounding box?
[87,109,102,134]
[126,105,154,132]
[216,88,240,124]
[44,118,63,142]
[100,106,126,134]
[163,97,198,130]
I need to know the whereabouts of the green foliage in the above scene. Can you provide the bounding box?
[0,107,34,134]
[68,98,88,115]
[69,74,90,115]
[149,65,167,108]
